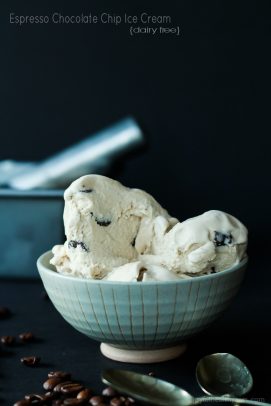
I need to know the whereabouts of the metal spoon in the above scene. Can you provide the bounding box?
[102,369,270,406]
[196,353,253,397]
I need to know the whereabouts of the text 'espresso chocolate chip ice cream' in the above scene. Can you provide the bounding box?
[50,175,248,281]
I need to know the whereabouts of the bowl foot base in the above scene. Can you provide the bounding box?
[100,343,187,364]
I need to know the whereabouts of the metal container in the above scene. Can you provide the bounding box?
[0,189,64,277]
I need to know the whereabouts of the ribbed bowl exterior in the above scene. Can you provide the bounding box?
[37,251,247,350]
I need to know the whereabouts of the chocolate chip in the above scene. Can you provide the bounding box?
[14,400,30,406]
[19,332,34,342]
[89,396,105,405]
[68,240,89,252]
[211,266,216,273]
[61,382,84,395]
[102,386,118,397]
[95,217,111,227]
[77,388,93,400]
[79,189,93,193]
[214,231,233,246]
[137,267,147,282]
[0,306,10,319]
[20,356,40,366]
[1,335,15,345]
[131,237,136,247]
[43,377,65,391]
[48,371,72,380]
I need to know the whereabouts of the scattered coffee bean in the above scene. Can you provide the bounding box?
[61,382,84,395]
[0,306,10,319]
[126,398,135,405]
[110,397,126,406]
[19,332,34,342]
[44,391,57,401]
[63,399,86,405]
[52,401,63,406]
[14,400,30,406]
[24,393,46,401]
[53,381,73,393]
[77,388,93,400]
[43,377,65,391]
[20,356,40,366]
[48,370,71,380]
[1,335,15,345]
[89,396,105,405]
[148,371,155,376]
[102,387,118,397]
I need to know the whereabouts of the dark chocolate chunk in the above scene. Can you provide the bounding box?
[68,240,89,252]
[131,237,136,247]
[79,188,93,193]
[95,217,111,227]
[214,231,233,246]
[137,267,147,282]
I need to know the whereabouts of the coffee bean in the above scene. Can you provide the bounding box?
[89,396,104,405]
[14,400,30,406]
[53,381,73,393]
[110,397,126,406]
[24,393,46,402]
[102,386,118,397]
[44,391,57,401]
[48,371,71,380]
[0,306,10,319]
[1,335,15,345]
[63,399,86,405]
[52,401,63,406]
[20,356,40,366]
[148,371,155,376]
[61,382,84,395]
[19,332,34,342]
[43,377,65,391]
[77,388,93,400]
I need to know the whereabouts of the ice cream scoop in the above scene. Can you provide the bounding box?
[50,175,247,281]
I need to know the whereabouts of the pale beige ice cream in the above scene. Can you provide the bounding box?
[50,175,247,281]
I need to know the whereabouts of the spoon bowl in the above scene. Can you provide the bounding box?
[196,353,253,397]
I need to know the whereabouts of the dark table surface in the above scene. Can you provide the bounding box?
[1,258,271,405]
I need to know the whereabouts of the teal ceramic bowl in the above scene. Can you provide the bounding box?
[37,251,247,363]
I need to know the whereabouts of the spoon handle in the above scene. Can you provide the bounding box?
[196,396,271,406]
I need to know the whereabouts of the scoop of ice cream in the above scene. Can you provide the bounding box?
[52,174,177,279]
[145,210,248,275]
[50,175,247,281]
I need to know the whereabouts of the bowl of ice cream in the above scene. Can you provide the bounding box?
[37,175,248,363]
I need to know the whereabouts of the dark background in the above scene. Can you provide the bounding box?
[1,1,271,254]
[1,2,271,404]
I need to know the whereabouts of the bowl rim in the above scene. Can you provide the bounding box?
[37,250,248,286]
